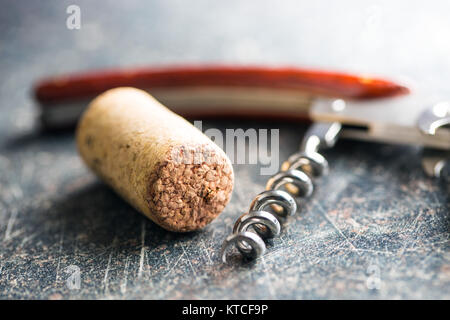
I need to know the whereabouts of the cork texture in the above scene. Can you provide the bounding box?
[76,87,234,232]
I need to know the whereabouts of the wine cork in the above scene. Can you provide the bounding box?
[76,87,234,232]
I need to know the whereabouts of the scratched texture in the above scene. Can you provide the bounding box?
[0,0,449,299]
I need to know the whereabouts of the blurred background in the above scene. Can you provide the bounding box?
[3,0,450,135]
[3,0,450,134]
[0,0,448,299]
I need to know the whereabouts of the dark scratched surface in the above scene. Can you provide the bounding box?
[0,0,449,299]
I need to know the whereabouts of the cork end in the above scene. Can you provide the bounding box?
[146,145,234,232]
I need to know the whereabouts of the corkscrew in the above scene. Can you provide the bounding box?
[221,96,450,262]
[32,65,450,262]
[220,122,341,262]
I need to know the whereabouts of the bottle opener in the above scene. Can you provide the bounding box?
[33,66,450,262]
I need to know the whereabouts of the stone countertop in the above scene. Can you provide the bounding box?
[0,0,448,299]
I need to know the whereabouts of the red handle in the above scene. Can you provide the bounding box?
[33,65,409,130]
[35,65,408,103]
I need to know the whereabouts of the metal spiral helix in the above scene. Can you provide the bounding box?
[221,122,342,262]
